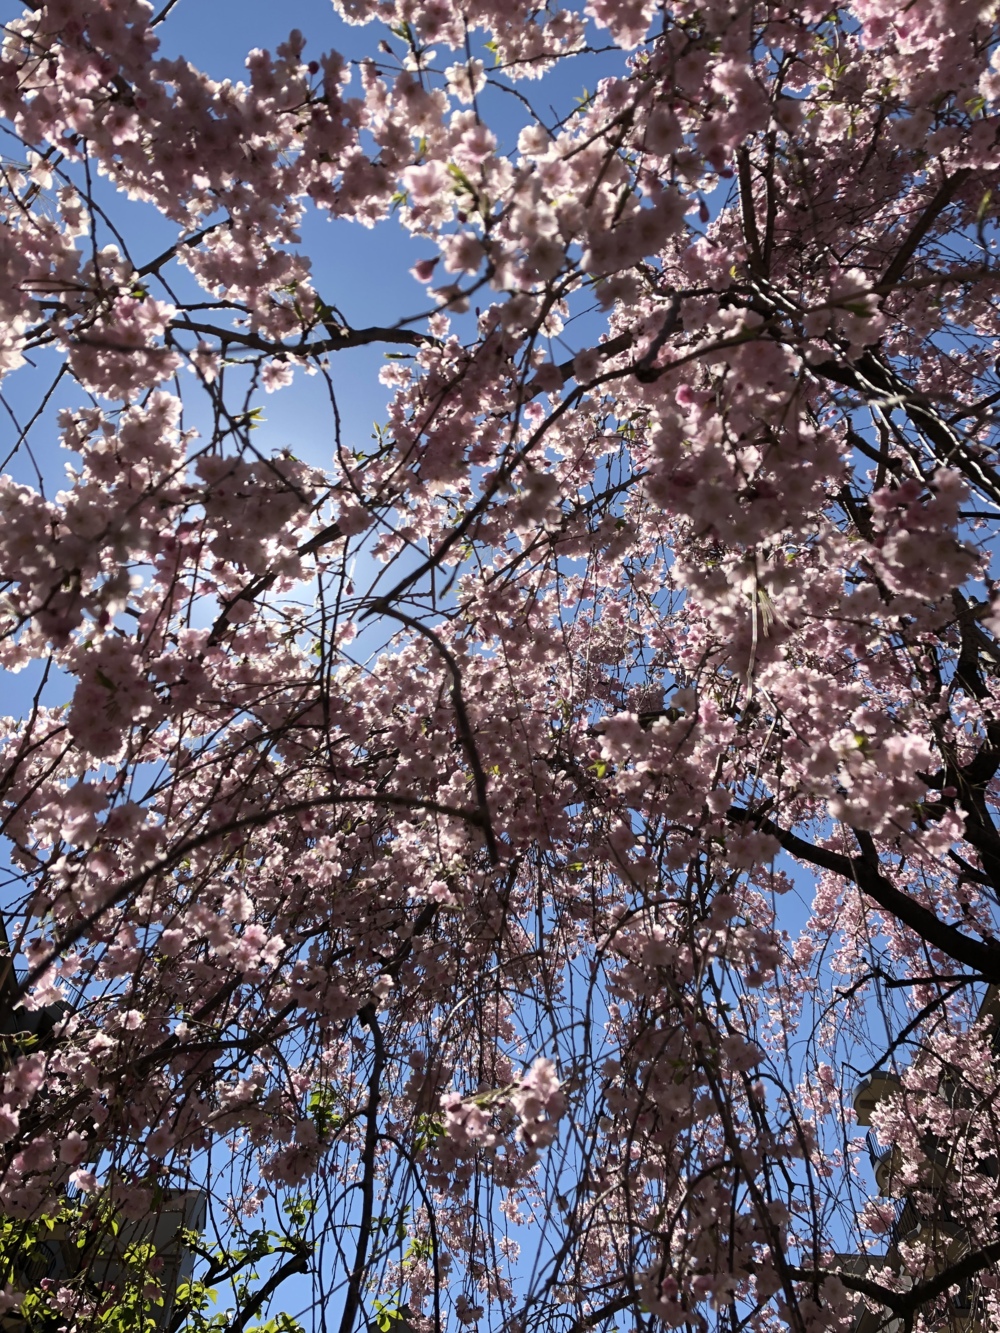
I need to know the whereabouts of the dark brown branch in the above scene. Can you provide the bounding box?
[138,222,227,277]
[761,129,778,276]
[633,290,682,382]
[810,351,1000,508]
[859,980,967,1077]
[370,603,500,866]
[149,0,183,24]
[337,1004,386,1333]
[542,330,635,397]
[953,590,989,699]
[783,1264,904,1315]
[207,522,342,647]
[878,169,972,291]
[737,146,764,276]
[227,1244,311,1333]
[793,1232,1000,1322]
[173,318,438,357]
[728,808,1000,982]
[575,1292,639,1329]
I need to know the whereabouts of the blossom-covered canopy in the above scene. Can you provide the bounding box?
[1,0,999,1329]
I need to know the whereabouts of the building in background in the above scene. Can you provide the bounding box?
[839,987,1000,1333]
[0,925,205,1331]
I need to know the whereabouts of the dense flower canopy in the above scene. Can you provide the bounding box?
[1,0,1000,1329]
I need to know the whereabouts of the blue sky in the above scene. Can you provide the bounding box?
[141,0,624,474]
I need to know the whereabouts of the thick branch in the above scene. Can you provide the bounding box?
[737,145,765,276]
[227,1245,311,1333]
[729,808,1000,981]
[793,1232,1000,1323]
[337,1004,386,1333]
[878,169,971,291]
[810,351,1000,507]
[172,318,438,357]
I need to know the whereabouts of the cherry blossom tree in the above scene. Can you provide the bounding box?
[1,0,1000,1328]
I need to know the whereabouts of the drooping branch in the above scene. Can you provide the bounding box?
[370,603,500,866]
[337,1003,387,1333]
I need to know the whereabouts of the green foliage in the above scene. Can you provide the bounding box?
[174,1208,313,1333]
[0,1200,160,1333]
[0,1192,311,1333]
[282,1197,316,1232]
[306,1086,344,1139]
[249,1315,305,1333]
[371,1292,406,1333]
[412,1115,444,1152]
[402,1236,432,1265]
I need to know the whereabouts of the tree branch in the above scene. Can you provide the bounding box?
[171,318,439,358]
[878,169,971,291]
[728,808,1000,981]
[337,1004,386,1333]
[227,1245,311,1333]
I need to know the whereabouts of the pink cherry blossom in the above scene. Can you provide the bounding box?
[0,0,999,1330]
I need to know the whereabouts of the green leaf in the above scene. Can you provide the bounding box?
[413,1114,445,1151]
[446,163,476,196]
